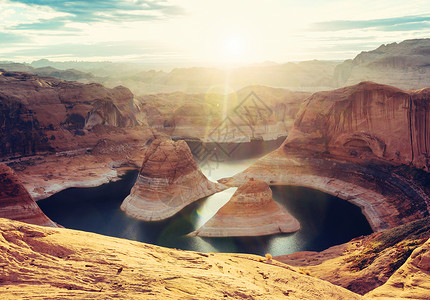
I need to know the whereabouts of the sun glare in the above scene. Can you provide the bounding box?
[221,35,246,62]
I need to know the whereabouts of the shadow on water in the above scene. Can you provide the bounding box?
[38,169,373,256]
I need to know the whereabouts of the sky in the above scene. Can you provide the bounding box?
[0,0,430,66]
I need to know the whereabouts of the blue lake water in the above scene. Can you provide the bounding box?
[38,139,373,256]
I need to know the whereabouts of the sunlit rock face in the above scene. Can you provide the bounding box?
[0,70,140,157]
[0,218,363,299]
[367,237,430,299]
[275,217,430,296]
[191,179,300,237]
[0,164,57,227]
[334,39,430,90]
[222,82,430,232]
[120,139,226,221]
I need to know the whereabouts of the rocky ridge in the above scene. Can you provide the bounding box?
[335,39,430,89]
[275,217,430,296]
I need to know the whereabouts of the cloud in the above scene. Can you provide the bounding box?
[0,31,28,43]
[309,14,430,32]
[7,0,184,31]
[0,40,179,62]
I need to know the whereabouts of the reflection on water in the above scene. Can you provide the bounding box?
[38,139,373,256]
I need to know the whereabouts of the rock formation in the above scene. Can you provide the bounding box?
[0,218,362,299]
[191,179,300,237]
[120,139,226,221]
[0,69,141,158]
[221,82,430,232]
[139,86,311,142]
[367,237,430,299]
[334,38,430,89]
[275,217,430,296]
[0,70,157,199]
[0,164,57,227]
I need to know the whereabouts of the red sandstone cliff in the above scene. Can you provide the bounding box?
[0,164,57,227]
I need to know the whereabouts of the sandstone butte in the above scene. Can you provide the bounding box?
[190,179,300,237]
[0,164,57,227]
[0,218,364,299]
[220,81,430,232]
[120,139,226,221]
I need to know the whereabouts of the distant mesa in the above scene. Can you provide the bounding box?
[190,179,300,237]
[120,139,226,221]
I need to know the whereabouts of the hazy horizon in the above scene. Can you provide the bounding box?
[1,0,430,66]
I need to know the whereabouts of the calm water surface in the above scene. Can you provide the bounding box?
[38,139,373,256]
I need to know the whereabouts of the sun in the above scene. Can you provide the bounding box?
[221,35,246,62]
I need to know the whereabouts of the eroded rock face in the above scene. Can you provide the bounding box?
[120,139,226,221]
[0,70,139,157]
[222,82,430,232]
[191,179,300,237]
[0,164,57,227]
[287,81,430,170]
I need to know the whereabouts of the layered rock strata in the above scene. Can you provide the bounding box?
[191,179,300,237]
[0,164,57,227]
[221,82,430,232]
[121,139,225,221]
[0,218,362,299]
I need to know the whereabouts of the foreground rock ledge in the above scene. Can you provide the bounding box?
[191,179,300,237]
[0,218,362,299]
[120,139,226,221]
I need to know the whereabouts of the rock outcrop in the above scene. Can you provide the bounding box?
[334,39,430,90]
[191,179,300,237]
[275,217,430,296]
[367,237,430,299]
[221,82,430,232]
[0,164,57,227]
[0,218,362,299]
[120,139,225,221]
